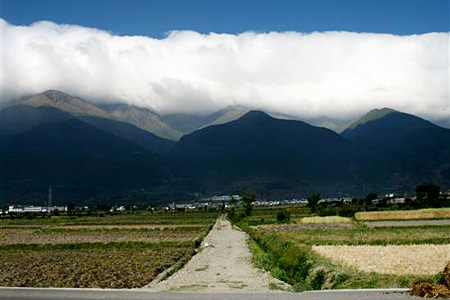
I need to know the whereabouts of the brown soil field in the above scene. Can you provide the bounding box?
[313,244,450,275]
[0,248,191,288]
[0,227,205,245]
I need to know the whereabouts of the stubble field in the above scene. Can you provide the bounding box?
[241,206,450,290]
[0,211,217,288]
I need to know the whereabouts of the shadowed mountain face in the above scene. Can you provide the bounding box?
[79,116,176,155]
[0,105,72,135]
[341,109,450,191]
[0,118,173,188]
[0,105,181,204]
[2,91,449,201]
[341,109,436,148]
[172,111,362,195]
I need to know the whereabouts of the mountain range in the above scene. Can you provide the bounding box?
[1,90,449,204]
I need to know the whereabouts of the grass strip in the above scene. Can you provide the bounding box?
[246,227,439,291]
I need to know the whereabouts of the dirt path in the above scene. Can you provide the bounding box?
[150,216,290,292]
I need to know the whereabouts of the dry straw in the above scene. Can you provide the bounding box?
[299,216,353,224]
[355,208,450,221]
[313,244,450,275]
[411,261,450,298]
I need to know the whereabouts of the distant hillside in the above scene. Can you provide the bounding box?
[341,109,437,148]
[102,104,184,141]
[205,106,251,127]
[0,105,72,135]
[25,90,110,118]
[0,118,174,187]
[79,116,176,156]
[344,108,397,131]
[341,109,450,191]
[173,111,360,196]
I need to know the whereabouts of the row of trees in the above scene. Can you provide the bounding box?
[306,183,446,216]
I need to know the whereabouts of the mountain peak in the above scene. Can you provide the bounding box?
[239,110,272,121]
[346,107,397,130]
[24,90,110,119]
[43,90,74,103]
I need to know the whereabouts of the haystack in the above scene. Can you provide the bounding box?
[411,261,450,298]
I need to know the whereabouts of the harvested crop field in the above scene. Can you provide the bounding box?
[260,225,450,245]
[313,244,450,275]
[0,211,217,288]
[0,226,205,245]
[355,208,450,221]
[0,248,192,288]
[299,216,353,224]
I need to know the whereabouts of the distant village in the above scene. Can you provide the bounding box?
[2,190,450,215]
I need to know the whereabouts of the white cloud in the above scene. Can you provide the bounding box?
[1,19,449,121]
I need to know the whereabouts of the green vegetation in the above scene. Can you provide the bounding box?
[415,184,441,207]
[307,192,320,213]
[246,227,438,291]
[229,204,449,290]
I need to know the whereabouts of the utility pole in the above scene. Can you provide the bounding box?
[48,186,52,208]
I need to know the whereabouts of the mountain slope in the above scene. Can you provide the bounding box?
[172,111,360,195]
[79,116,176,155]
[102,104,183,141]
[0,105,72,135]
[341,109,450,190]
[341,109,438,149]
[0,118,174,191]
[25,90,110,118]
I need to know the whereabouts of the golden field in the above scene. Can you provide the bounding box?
[355,208,450,221]
[312,244,450,275]
[299,216,353,224]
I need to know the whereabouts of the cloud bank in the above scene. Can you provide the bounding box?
[1,19,449,121]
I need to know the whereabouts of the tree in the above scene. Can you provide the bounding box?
[241,192,255,216]
[307,192,320,213]
[365,193,378,206]
[276,209,291,222]
[415,184,441,207]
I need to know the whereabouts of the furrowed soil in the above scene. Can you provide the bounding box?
[151,217,289,292]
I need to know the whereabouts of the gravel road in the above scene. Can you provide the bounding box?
[150,217,290,292]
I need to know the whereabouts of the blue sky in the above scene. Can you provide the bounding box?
[2,0,449,37]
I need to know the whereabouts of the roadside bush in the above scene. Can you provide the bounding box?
[276,210,291,222]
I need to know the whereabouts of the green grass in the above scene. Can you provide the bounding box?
[247,227,440,291]
[234,207,449,291]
